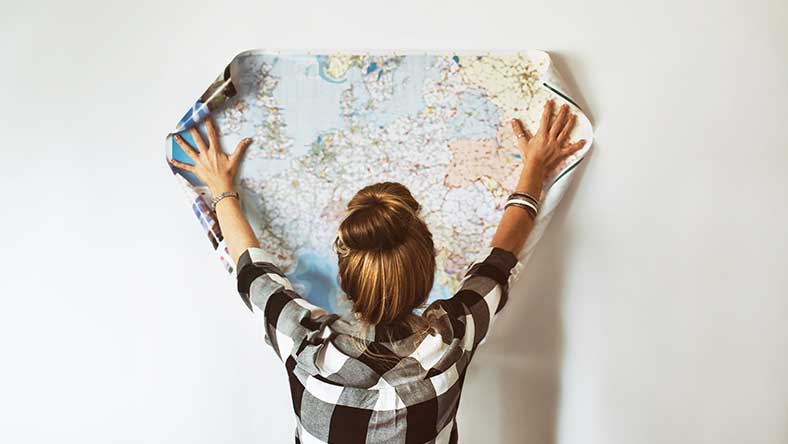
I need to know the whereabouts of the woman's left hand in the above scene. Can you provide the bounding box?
[169,116,253,195]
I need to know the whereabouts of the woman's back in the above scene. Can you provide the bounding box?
[236,244,523,444]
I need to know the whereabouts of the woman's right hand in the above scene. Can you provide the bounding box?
[169,117,252,196]
[511,99,586,174]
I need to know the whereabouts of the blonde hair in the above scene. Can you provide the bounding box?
[334,182,436,349]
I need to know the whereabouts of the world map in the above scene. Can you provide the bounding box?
[166,51,592,314]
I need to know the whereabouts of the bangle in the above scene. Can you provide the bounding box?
[211,191,239,210]
[507,192,540,210]
[508,193,539,210]
[510,191,540,205]
[505,198,538,215]
[504,201,537,220]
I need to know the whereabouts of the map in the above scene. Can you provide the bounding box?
[165,51,593,314]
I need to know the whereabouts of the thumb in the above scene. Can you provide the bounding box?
[230,137,253,169]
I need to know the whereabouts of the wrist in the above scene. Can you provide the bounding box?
[208,179,235,196]
[522,158,547,180]
[211,190,240,211]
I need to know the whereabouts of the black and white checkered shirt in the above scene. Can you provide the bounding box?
[236,246,523,444]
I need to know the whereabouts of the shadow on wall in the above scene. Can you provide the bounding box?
[456,53,594,444]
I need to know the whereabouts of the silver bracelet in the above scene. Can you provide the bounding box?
[211,191,239,210]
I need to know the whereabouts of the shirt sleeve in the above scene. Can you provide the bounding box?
[426,246,524,351]
[235,247,339,362]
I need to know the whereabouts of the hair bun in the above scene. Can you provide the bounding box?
[338,183,422,252]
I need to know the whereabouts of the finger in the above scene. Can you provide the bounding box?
[168,158,195,173]
[556,114,577,143]
[205,117,220,147]
[550,104,570,140]
[189,127,209,152]
[537,99,554,135]
[561,139,586,156]
[510,118,531,148]
[173,134,200,162]
[230,137,253,169]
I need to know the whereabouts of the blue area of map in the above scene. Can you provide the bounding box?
[448,88,500,139]
[240,55,450,160]
[170,131,204,186]
[359,56,442,128]
[271,55,349,158]
[287,250,343,312]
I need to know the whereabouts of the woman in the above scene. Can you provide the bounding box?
[170,99,584,444]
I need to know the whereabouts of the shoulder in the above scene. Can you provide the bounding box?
[465,246,522,287]
[421,246,524,349]
[236,247,294,311]
[236,247,338,361]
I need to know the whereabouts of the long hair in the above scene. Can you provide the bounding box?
[334,182,436,349]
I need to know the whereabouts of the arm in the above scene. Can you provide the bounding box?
[212,197,259,265]
[489,160,545,255]
[490,99,586,255]
[426,100,586,351]
[170,117,336,360]
[169,118,258,264]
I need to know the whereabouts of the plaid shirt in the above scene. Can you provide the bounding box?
[236,246,523,444]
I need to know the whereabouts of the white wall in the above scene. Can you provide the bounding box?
[2,1,786,443]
